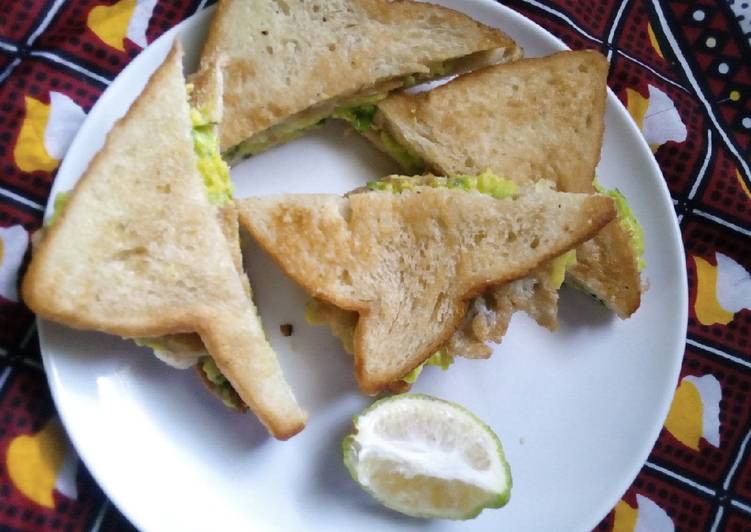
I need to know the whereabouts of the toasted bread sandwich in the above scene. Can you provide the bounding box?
[236,176,616,393]
[351,51,644,318]
[306,174,573,374]
[22,42,306,440]
[195,0,522,162]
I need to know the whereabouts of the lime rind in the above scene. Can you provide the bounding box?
[342,433,359,482]
[342,394,512,520]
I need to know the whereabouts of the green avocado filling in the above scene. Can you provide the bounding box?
[332,102,426,174]
[190,107,233,205]
[593,180,646,271]
[332,104,378,133]
[45,191,72,227]
[367,172,519,199]
[187,97,247,409]
[401,350,454,384]
[198,357,246,410]
[305,299,358,354]
[378,131,426,174]
[224,93,387,163]
[549,250,577,290]
[133,337,165,352]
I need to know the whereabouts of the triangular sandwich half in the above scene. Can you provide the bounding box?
[237,179,616,394]
[305,174,571,371]
[195,0,522,162]
[22,42,306,440]
[358,50,644,318]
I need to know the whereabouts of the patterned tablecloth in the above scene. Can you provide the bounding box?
[0,1,749,530]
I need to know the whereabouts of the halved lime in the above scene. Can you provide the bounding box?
[342,394,512,520]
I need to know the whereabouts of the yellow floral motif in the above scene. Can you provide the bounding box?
[664,379,704,450]
[613,495,675,532]
[693,253,751,326]
[626,88,649,131]
[13,96,58,173]
[613,499,638,532]
[694,255,734,326]
[7,418,77,508]
[87,0,156,51]
[665,375,721,451]
[87,0,137,52]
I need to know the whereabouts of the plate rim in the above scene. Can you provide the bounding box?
[37,1,689,530]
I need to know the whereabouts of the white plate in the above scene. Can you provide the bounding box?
[39,1,687,531]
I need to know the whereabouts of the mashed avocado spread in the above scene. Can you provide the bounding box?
[224,121,320,162]
[401,350,454,384]
[190,106,233,205]
[134,337,165,352]
[549,250,577,289]
[332,104,378,133]
[378,132,426,174]
[188,100,247,408]
[367,172,519,199]
[593,180,646,271]
[199,357,245,410]
[225,94,387,163]
[333,103,426,174]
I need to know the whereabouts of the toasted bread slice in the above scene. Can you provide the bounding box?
[237,185,615,394]
[196,0,522,158]
[22,42,306,439]
[373,51,642,317]
[135,64,251,373]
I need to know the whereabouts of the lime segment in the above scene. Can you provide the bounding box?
[342,394,512,520]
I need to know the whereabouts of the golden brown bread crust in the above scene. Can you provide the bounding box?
[198,0,521,150]
[22,42,306,440]
[237,188,615,394]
